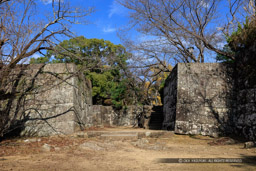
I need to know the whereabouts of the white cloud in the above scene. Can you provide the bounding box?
[19,53,41,64]
[41,0,52,4]
[216,42,225,49]
[200,1,209,8]
[31,53,41,59]
[41,0,63,5]
[109,1,128,18]
[102,26,116,33]
[138,35,158,42]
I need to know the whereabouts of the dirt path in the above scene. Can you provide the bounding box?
[0,128,255,171]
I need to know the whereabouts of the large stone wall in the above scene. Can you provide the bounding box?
[164,62,256,140]
[7,62,254,140]
[19,63,92,136]
[164,63,233,137]
[5,63,156,136]
[162,66,177,130]
[232,43,256,141]
[235,88,256,140]
[86,105,153,128]
[87,105,116,127]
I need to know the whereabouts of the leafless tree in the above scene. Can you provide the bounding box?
[117,0,253,66]
[0,0,93,137]
[116,0,256,106]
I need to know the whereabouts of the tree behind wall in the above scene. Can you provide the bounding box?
[229,17,256,88]
[117,0,256,67]
[0,0,93,137]
[116,0,256,106]
[30,36,140,108]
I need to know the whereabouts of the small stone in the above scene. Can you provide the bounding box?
[145,132,151,137]
[42,143,51,152]
[75,132,87,138]
[23,139,30,143]
[23,138,37,143]
[244,141,255,148]
[54,147,61,151]
[211,133,219,138]
[140,138,149,144]
[79,142,104,151]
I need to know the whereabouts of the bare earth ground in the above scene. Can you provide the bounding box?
[0,127,256,171]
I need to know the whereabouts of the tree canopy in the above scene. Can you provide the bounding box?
[30,37,137,108]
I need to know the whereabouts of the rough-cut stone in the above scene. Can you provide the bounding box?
[100,133,138,141]
[163,66,177,130]
[42,143,51,152]
[145,132,151,137]
[140,106,153,129]
[163,63,233,137]
[7,62,254,141]
[18,63,92,136]
[244,141,255,148]
[164,63,256,141]
[79,142,104,151]
[6,65,156,136]
[88,105,115,127]
[86,105,152,128]
[75,132,88,138]
[23,138,38,143]
[234,88,256,141]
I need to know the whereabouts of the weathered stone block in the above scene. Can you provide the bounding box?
[164,63,233,137]
[18,63,92,136]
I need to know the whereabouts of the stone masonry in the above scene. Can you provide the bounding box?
[10,63,155,136]
[163,63,256,140]
[235,88,256,140]
[162,66,177,131]
[9,62,255,140]
[20,63,92,136]
[87,105,153,128]
[163,63,234,137]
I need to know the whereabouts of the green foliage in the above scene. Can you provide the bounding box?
[47,36,128,68]
[29,36,132,108]
[216,17,256,63]
[86,70,131,108]
[30,56,49,64]
[216,44,235,63]
[110,79,128,109]
[228,17,256,52]
[86,71,114,104]
[217,17,256,87]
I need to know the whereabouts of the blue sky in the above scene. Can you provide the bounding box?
[38,0,222,63]
[68,0,129,45]
[41,0,128,45]
[40,0,129,45]
[27,0,130,61]
[37,0,250,63]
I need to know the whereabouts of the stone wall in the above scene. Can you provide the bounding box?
[86,105,152,128]
[235,88,256,140]
[233,43,256,141]
[162,66,177,130]
[164,62,256,140]
[5,63,156,136]
[20,63,92,136]
[87,105,116,127]
[163,63,233,137]
[8,62,255,140]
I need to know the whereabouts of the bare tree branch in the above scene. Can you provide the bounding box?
[117,0,253,67]
[0,0,94,137]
